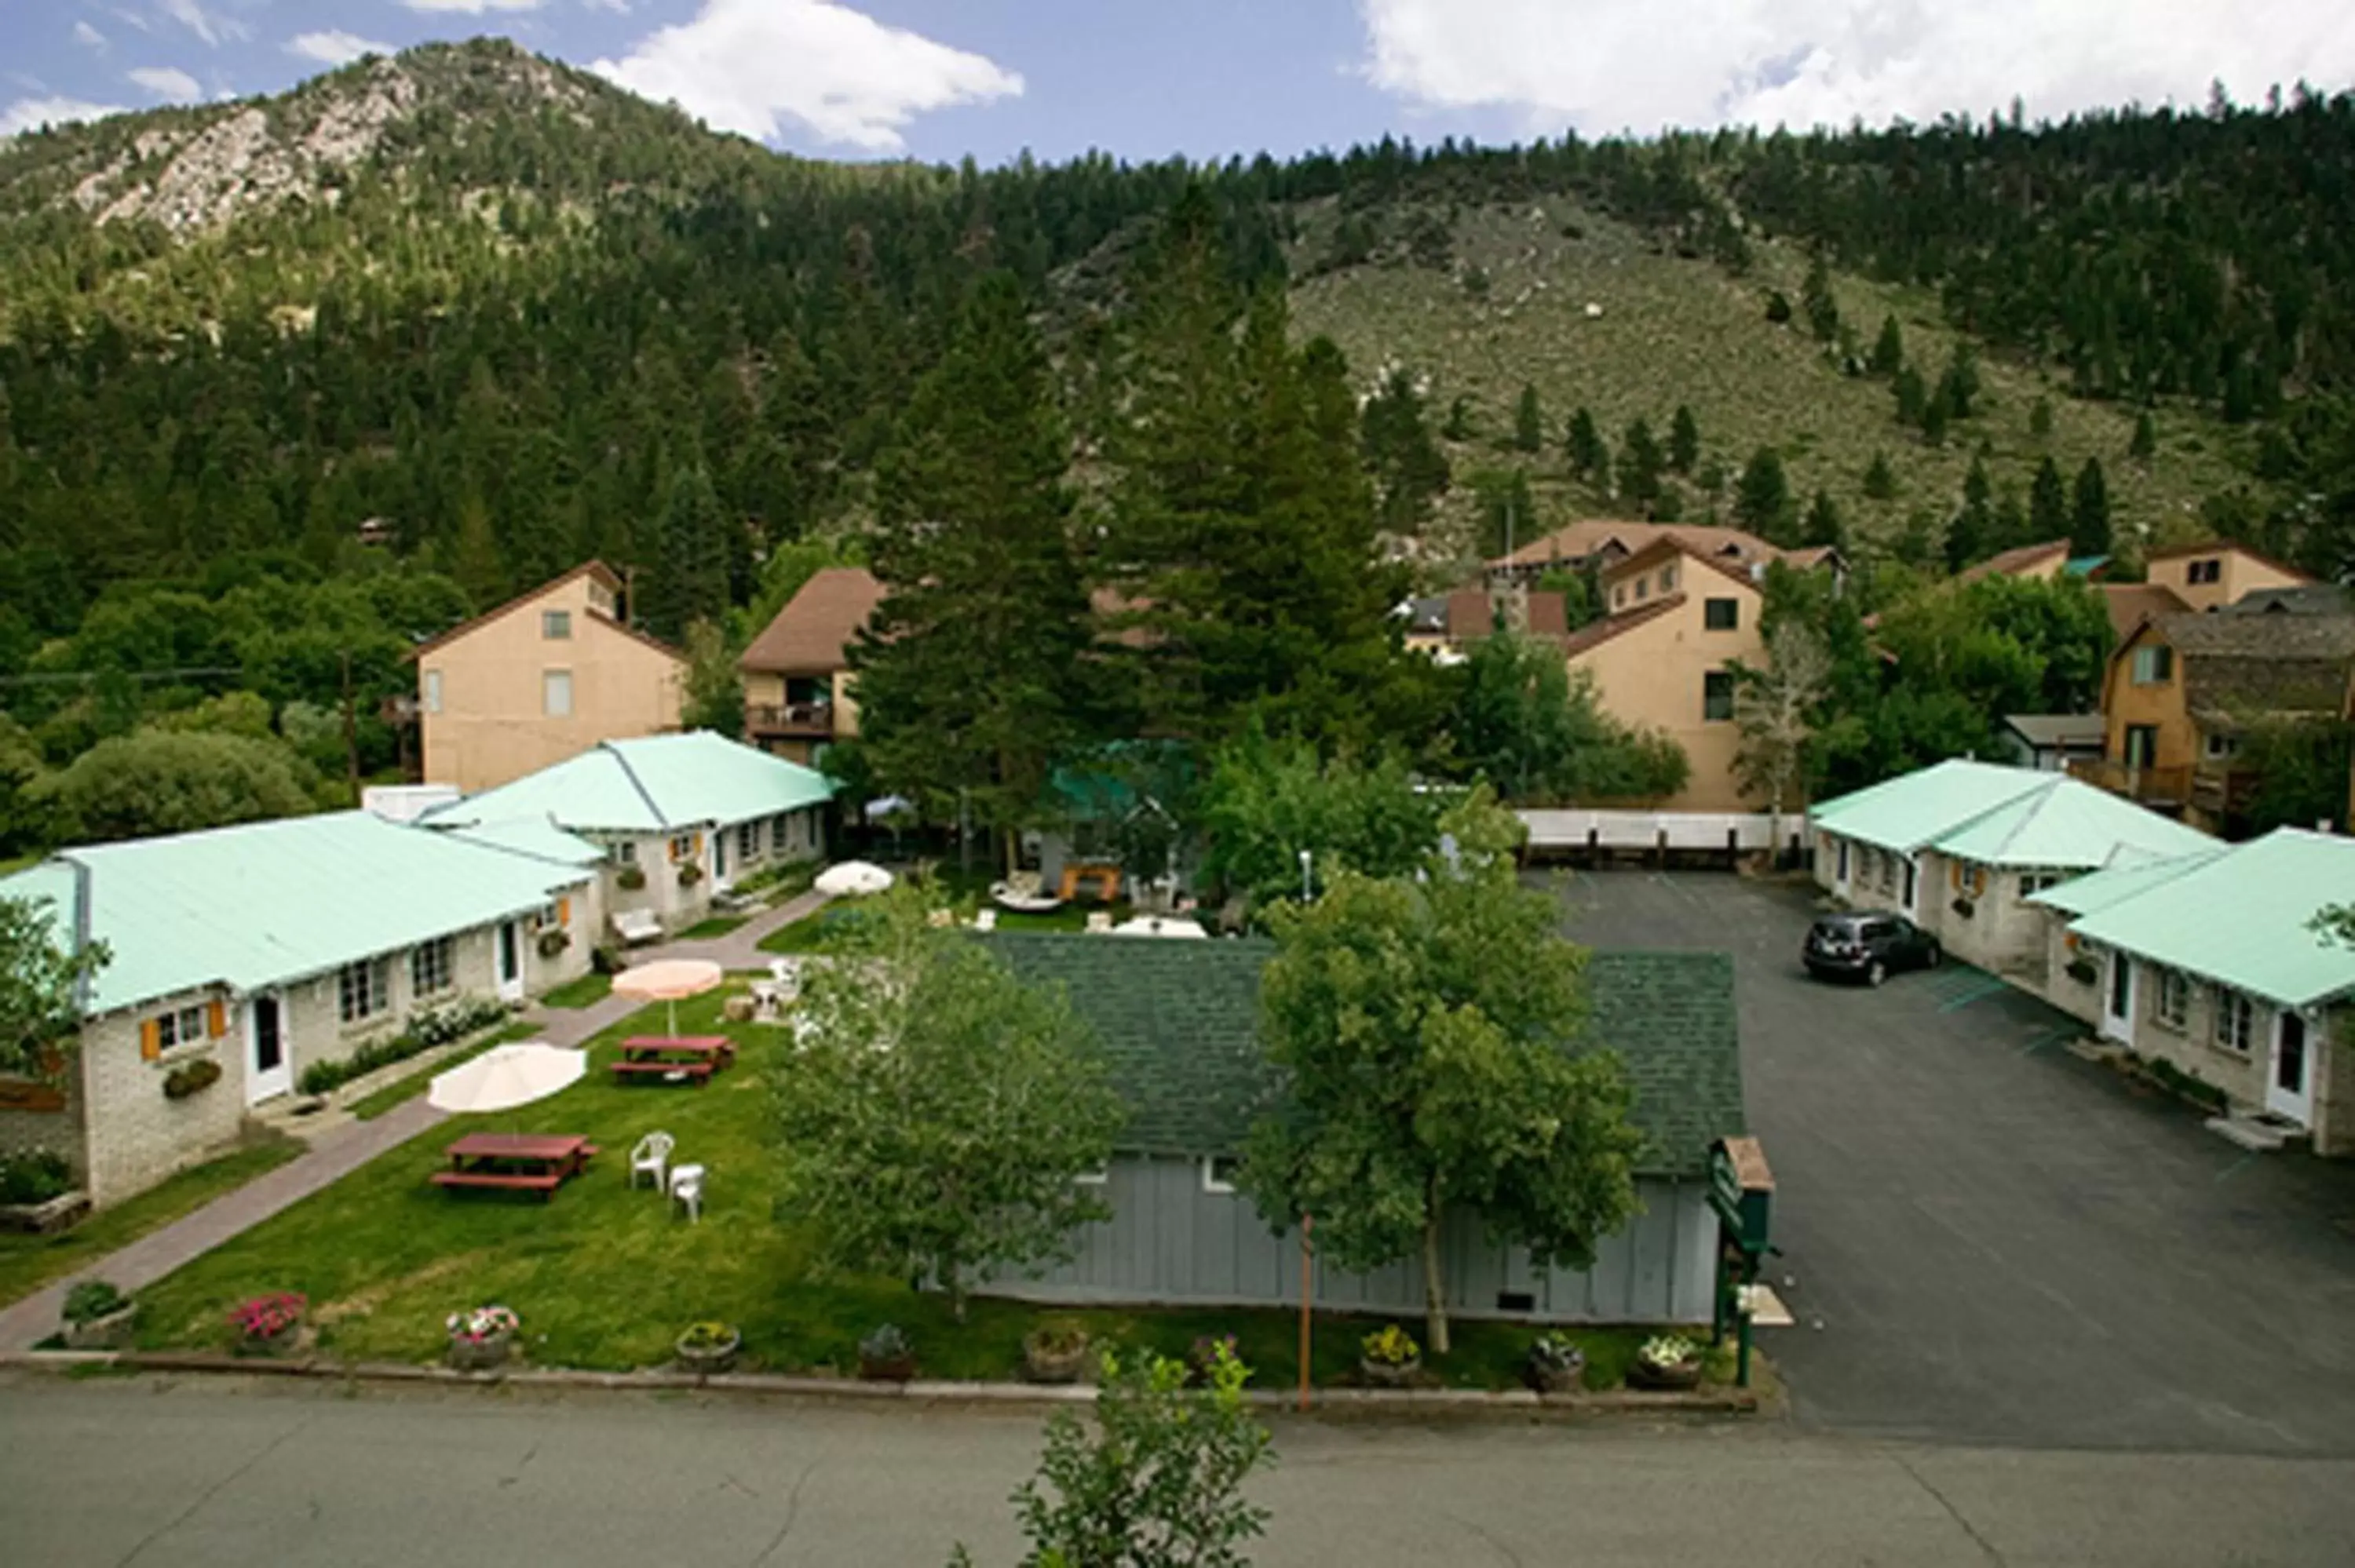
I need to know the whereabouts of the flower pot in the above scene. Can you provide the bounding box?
[63,1302,139,1351]
[447,1330,513,1373]
[1524,1352,1586,1395]
[1022,1335,1094,1385]
[1628,1357,1703,1391]
[1358,1355,1421,1389]
[858,1352,917,1383]
[676,1329,742,1377]
[0,1190,89,1235]
[236,1325,304,1359]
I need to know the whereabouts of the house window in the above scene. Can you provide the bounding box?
[410,936,455,998]
[2153,968,2190,1030]
[542,669,574,717]
[338,957,390,1024]
[2019,872,2062,898]
[612,841,637,865]
[771,814,791,854]
[1201,1156,1241,1194]
[1703,670,1735,722]
[2130,646,2174,685]
[1634,577,1650,602]
[422,669,444,715]
[154,1003,207,1052]
[1612,586,1627,609]
[1703,597,1738,630]
[737,822,759,862]
[668,833,699,863]
[2187,558,2222,585]
[2203,732,2240,761]
[2214,990,2255,1055]
[2123,724,2160,768]
[1659,563,1679,592]
[542,610,572,640]
[532,902,563,931]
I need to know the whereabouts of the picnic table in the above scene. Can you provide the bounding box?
[611,1034,736,1087]
[430,1133,598,1200]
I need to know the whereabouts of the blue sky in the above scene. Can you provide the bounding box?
[6,1,2352,161]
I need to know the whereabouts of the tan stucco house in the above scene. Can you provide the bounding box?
[1490,518,1840,584]
[2143,539,2311,614]
[413,563,686,793]
[738,567,886,765]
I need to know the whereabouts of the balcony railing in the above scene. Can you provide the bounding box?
[2067,758,2193,808]
[746,701,835,737]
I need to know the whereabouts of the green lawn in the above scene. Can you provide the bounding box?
[539,972,613,1010]
[677,915,750,941]
[0,1134,304,1307]
[124,990,1678,1391]
[345,1023,544,1121]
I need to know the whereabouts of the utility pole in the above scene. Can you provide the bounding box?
[339,647,361,805]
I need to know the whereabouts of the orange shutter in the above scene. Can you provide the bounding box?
[141,1019,162,1061]
[207,999,228,1038]
[557,896,571,925]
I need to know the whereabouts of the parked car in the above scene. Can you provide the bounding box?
[1804,912,1941,986]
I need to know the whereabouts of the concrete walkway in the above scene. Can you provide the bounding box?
[0,890,834,1351]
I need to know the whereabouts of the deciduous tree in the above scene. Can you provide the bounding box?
[0,895,107,1081]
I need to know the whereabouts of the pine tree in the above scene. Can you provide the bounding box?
[1801,489,1846,551]
[1941,344,1980,418]
[2070,456,2112,556]
[2130,410,2158,461]
[1861,451,1898,501]
[1921,387,1950,447]
[1565,407,1604,476]
[1361,366,1451,533]
[1895,366,1927,427]
[1945,458,1995,572]
[2028,456,2070,543]
[2028,396,2054,440]
[1734,447,1794,545]
[1668,404,1700,472]
[1441,396,1474,443]
[641,462,730,642]
[1870,314,1905,377]
[450,490,506,609]
[1621,418,1664,509]
[1513,383,1544,453]
[1802,253,1839,343]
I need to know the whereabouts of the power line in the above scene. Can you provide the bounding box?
[0,666,245,687]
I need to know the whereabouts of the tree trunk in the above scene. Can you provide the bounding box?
[1421,1187,1450,1356]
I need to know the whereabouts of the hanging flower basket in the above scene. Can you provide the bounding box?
[615,865,648,892]
[446,1305,519,1372]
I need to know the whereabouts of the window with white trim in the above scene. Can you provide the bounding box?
[409,936,455,998]
[542,669,573,717]
[668,833,698,862]
[1201,1156,1241,1194]
[613,841,637,864]
[2130,646,2174,686]
[154,1003,207,1051]
[338,957,391,1024]
[2214,990,2255,1055]
[422,669,443,714]
[2019,872,2063,897]
[2153,968,2190,1030]
[737,822,759,862]
[542,609,572,640]
[771,813,791,854]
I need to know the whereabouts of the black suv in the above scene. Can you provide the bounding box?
[1804,912,1941,986]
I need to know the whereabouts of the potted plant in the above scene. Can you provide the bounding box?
[0,1149,86,1234]
[537,928,571,959]
[677,862,704,888]
[1628,1333,1704,1391]
[1021,1320,1094,1384]
[857,1323,915,1381]
[2065,956,2099,986]
[676,1320,742,1376]
[445,1304,519,1372]
[1523,1331,1587,1395]
[1185,1333,1239,1388]
[228,1292,309,1357]
[60,1280,137,1350]
[616,864,648,892]
[1951,897,1975,919]
[163,1058,222,1100]
[1359,1323,1422,1388]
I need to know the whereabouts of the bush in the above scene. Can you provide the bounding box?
[295,997,508,1096]
[590,944,623,975]
[0,1148,73,1205]
[162,1057,223,1099]
[63,1280,128,1326]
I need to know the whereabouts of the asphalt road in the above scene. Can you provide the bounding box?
[1551,867,2355,1456]
[7,1375,2355,1568]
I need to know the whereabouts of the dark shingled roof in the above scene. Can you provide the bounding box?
[2164,611,2355,724]
[982,934,1744,1177]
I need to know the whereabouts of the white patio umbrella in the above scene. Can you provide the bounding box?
[428,1041,585,1116]
[815,860,895,898]
[612,957,724,1039]
[1111,914,1209,939]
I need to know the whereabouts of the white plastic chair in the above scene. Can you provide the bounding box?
[669,1162,706,1223]
[1086,910,1114,934]
[973,909,998,932]
[629,1132,674,1191]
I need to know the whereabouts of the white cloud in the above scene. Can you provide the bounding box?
[583,0,632,13]
[128,64,201,99]
[74,20,109,50]
[287,30,397,67]
[157,0,247,48]
[1356,1,2355,136]
[591,0,1020,151]
[400,0,547,13]
[1,96,126,138]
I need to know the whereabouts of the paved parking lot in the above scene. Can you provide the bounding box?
[1550,867,2355,1455]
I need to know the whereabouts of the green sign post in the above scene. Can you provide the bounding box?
[1707,1136,1774,1388]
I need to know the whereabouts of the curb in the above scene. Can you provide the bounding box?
[0,1350,1763,1420]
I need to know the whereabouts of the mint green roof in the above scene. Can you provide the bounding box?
[433,815,609,868]
[425,732,836,835]
[2027,849,2224,917]
[2065,830,2355,1008]
[0,812,593,1016]
[1811,758,2212,869]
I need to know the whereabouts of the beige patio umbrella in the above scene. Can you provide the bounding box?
[428,1041,585,1115]
[815,860,895,897]
[612,957,725,1038]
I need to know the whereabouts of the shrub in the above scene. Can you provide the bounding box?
[162,1057,223,1099]
[63,1280,128,1325]
[0,1148,73,1205]
[294,997,506,1096]
[590,944,623,975]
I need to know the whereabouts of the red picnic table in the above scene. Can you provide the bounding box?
[610,1034,736,1087]
[430,1132,599,1200]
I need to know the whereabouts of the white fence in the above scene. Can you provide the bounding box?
[1517,809,1807,854]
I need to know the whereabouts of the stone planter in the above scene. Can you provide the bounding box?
[62,1302,139,1351]
[858,1352,917,1383]
[0,1190,89,1235]
[1358,1355,1421,1389]
[1022,1333,1094,1385]
[1523,1351,1586,1395]
[676,1328,742,1377]
[447,1331,513,1373]
[1627,1356,1704,1391]
[236,1325,308,1360]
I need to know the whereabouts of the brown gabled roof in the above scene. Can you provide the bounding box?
[1563,594,1686,659]
[1601,534,1764,595]
[738,567,889,674]
[406,561,683,664]
[1957,539,2072,584]
[2100,582,2190,644]
[2145,538,2317,582]
[1495,519,1785,571]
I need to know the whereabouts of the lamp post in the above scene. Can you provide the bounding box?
[1298,848,1313,903]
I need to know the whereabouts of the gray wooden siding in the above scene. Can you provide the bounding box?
[980,1155,1716,1324]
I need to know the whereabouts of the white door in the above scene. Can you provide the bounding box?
[2266,1012,2314,1125]
[246,993,291,1104]
[2101,953,2135,1044]
[496,921,524,1003]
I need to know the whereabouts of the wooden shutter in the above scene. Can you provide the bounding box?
[207,999,228,1038]
[557,896,571,925]
[141,1019,162,1061]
